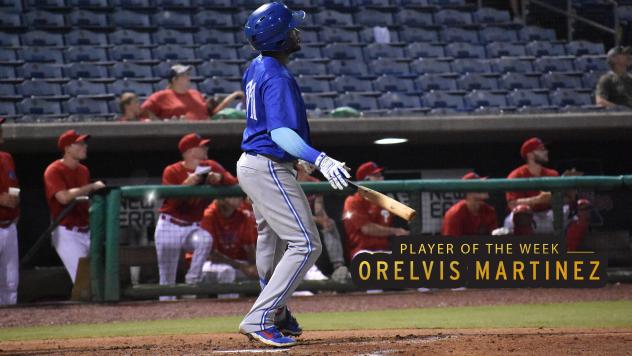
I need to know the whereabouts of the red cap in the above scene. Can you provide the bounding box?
[513,204,533,215]
[58,130,90,151]
[178,133,210,154]
[577,199,591,209]
[356,161,384,180]
[462,172,487,180]
[520,137,545,159]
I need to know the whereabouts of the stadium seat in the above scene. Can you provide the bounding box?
[109,29,152,46]
[0,13,22,27]
[499,73,541,90]
[472,7,510,24]
[111,0,153,7]
[154,45,197,61]
[416,74,457,91]
[427,107,458,115]
[0,49,16,63]
[0,83,16,97]
[21,31,64,47]
[236,45,258,61]
[292,45,323,60]
[360,27,400,44]
[199,77,242,94]
[445,43,486,58]
[422,91,464,110]
[478,27,517,43]
[331,75,374,92]
[581,71,603,88]
[152,62,198,78]
[297,76,332,93]
[153,11,192,28]
[492,57,533,73]
[153,29,194,45]
[66,30,107,46]
[314,10,352,26]
[533,57,574,73]
[394,9,434,27]
[109,79,154,97]
[327,60,369,76]
[519,26,557,41]
[322,44,364,60]
[434,10,472,26]
[111,10,153,28]
[194,30,234,45]
[355,9,394,26]
[378,92,421,109]
[299,29,319,44]
[197,60,241,78]
[541,72,582,90]
[410,58,452,74]
[68,0,110,7]
[464,90,507,110]
[24,11,66,28]
[451,58,492,73]
[155,0,193,8]
[111,62,154,78]
[196,44,238,60]
[374,76,416,93]
[109,45,153,62]
[398,28,439,43]
[0,102,16,117]
[232,10,252,29]
[549,89,592,107]
[525,41,566,57]
[19,63,63,78]
[288,59,327,76]
[356,0,392,6]
[364,44,405,60]
[302,94,335,111]
[65,46,108,63]
[565,40,604,56]
[319,27,358,43]
[0,65,15,79]
[370,58,411,76]
[18,98,62,115]
[457,73,498,90]
[0,33,20,47]
[20,47,64,63]
[65,80,108,97]
[65,97,109,115]
[68,10,108,27]
[441,28,479,43]
[335,93,379,111]
[506,89,550,107]
[486,42,527,57]
[321,0,353,7]
[574,55,608,72]
[19,79,63,97]
[66,63,108,79]
[406,43,445,58]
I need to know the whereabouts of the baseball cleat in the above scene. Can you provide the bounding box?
[276,309,303,336]
[243,326,297,347]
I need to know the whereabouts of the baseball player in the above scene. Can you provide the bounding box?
[565,199,591,251]
[155,133,237,300]
[441,172,497,237]
[44,130,105,283]
[237,2,350,347]
[0,118,20,305]
[492,205,535,236]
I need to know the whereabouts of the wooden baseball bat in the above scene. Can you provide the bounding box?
[347,180,417,222]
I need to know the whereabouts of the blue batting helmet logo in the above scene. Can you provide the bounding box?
[244,2,305,52]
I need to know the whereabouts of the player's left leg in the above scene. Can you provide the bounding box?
[1,224,19,304]
[51,227,90,283]
[183,228,213,284]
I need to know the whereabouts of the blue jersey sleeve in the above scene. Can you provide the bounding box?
[262,78,301,132]
[270,127,321,164]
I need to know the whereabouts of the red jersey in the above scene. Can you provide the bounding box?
[201,201,257,261]
[0,151,19,221]
[43,160,90,227]
[565,218,588,251]
[506,164,560,212]
[441,200,498,236]
[159,160,237,223]
[342,192,393,261]
[141,89,209,121]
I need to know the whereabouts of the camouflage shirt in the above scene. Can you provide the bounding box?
[595,71,632,108]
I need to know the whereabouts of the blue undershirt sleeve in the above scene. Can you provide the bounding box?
[270,127,322,164]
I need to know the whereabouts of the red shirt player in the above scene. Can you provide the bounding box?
[566,199,591,251]
[442,172,498,236]
[342,162,409,261]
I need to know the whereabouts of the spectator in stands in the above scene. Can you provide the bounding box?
[492,204,534,236]
[342,162,409,261]
[117,92,148,122]
[566,199,591,251]
[142,64,244,120]
[595,46,632,109]
[441,172,497,236]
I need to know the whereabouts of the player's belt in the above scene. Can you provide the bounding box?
[245,151,297,164]
[161,214,195,227]
[62,225,89,233]
[0,219,15,228]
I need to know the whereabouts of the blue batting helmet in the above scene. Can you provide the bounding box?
[244,2,305,52]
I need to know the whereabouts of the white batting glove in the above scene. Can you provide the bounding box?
[315,153,350,190]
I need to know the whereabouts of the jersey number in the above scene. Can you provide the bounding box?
[246,80,257,121]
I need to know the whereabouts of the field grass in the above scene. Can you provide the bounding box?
[1,300,630,342]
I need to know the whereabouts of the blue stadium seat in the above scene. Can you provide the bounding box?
[153,29,194,45]
[65,46,108,62]
[451,58,492,73]
[68,0,110,7]
[0,65,15,79]
[519,26,556,41]
[416,74,457,91]
[288,59,327,76]
[24,11,66,28]
[111,62,154,78]
[355,9,394,26]
[0,102,16,117]
[492,57,533,73]
[237,45,258,61]
[111,0,153,7]
[19,63,63,78]
[0,83,16,97]
[399,28,439,43]
[284,0,314,7]
[194,30,234,45]
[154,45,196,61]
[619,6,632,23]
[441,28,479,43]
[356,0,392,6]
[153,11,192,28]
[410,58,452,75]
[445,43,486,58]
[394,9,434,27]
[65,97,109,114]
[66,30,107,46]
[297,76,331,93]
[0,13,22,27]
[19,79,63,97]
[111,10,152,28]
[464,90,507,110]
[155,0,193,7]
[109,45,152,62]
[486,42,526,57]
[319,27,358,43]
[197,60,241,77]
[233,10,253,29]
[328,60,369,76]
[378,93,421,109]
[21,47,64,63]
[18,98,62,115]
[429,0,465,4]
[68,10,108,27]
[374,76,415,93]
[422,91,464,110]
[581,71,603,88]
[364,44,405,60]
[525,41,565,57]
[499,73,541,90]
[549,89,592,107]
[478,27,517,43]
[427,107,458,115]
[314,10,352,26]
[25,0,66,8]
[335,93,379,111]
[406,43,445,58]
[298,29,319,44]
[152,62,198,78]
[533,57,574,72]
[434,10,472,26]
[109,79,154,97]
[109,29,152,46]
[196,44,237,60]
[472,7,510,24]
[21,31,63,46]
[541,72,582,90]
[302,94,335,111]
[457,73,497,90]
[292,45,323,60]
[370,58,411,76]
[565,40,604,56]
[331,75,374,92]
[321,0,353,7]
[66,63,108,79]
[0,33,20,47]
[65,79,107,97]
[0,49,16,63]
[574,55,608,72]
[199,77,242,94]
[358,27,400,43]
[322,44,364,60]
[506,90,550,107]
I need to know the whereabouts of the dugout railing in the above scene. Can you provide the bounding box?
[89,176,632,302]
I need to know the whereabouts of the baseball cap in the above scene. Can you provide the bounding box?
[520,137,546,159]
[168,64,192,81]
[178,133,210,154]
[58,129,90,151]
[513,204,533,215]
[577,199,592,209]
[607,46,631,60]
[356,161,384,180]
[462,172,487,180]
